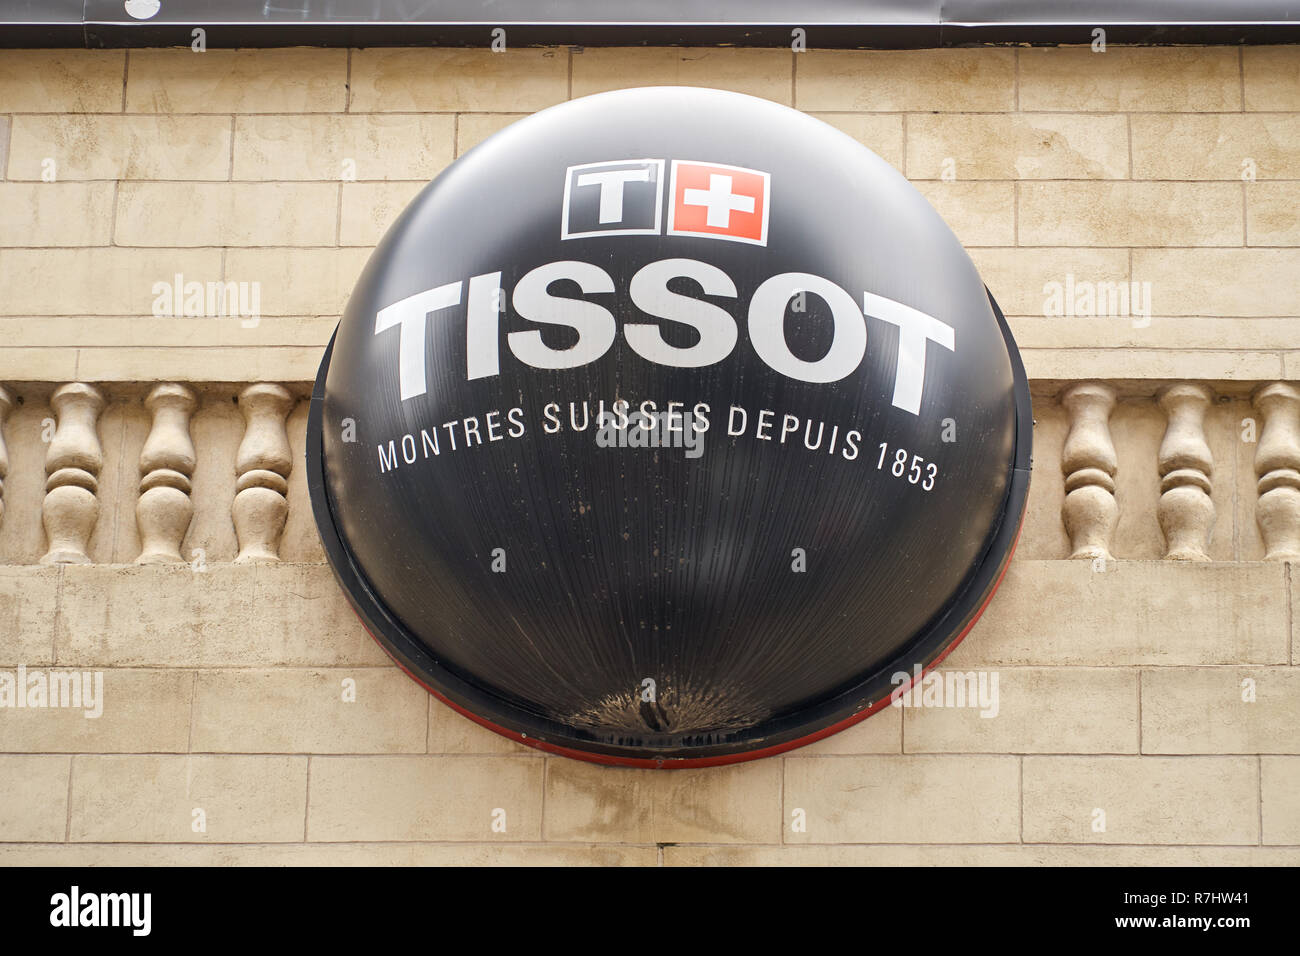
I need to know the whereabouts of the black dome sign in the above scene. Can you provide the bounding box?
[307,87,1032,767]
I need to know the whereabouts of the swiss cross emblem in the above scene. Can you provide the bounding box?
[668,160,770,246]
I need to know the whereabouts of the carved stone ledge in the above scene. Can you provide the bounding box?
[41,382,106,564]
[1157,383,1215,561]
[233,383,294,564]
[136,383,198,564]
[1060,381,1118,561]
[1252,382,1300,561]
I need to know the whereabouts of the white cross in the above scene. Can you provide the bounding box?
[683,174,754,228]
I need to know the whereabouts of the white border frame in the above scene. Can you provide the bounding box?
[666,159,771,247]
[560,158,665,240]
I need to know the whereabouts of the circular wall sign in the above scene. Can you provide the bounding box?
[307,87,1031,767]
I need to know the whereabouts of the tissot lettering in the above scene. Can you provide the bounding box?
[372,260,955,411]
[374,280,462,402]
[626,257,738,367]
[749,273,866,384]
[863,291,959,416]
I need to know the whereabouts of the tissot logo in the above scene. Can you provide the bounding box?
[561,159,664,239]
[669,160,769,245]
[561,158,770,246]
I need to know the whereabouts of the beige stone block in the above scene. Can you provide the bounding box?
[572,47,792,104]
[115,182,338,247]
[0,315,337,349]
[427,698,534,755]
[911,181,1014,246]
[224,248,371,316]
[0,669,191,753]
[233,114,453,182]
[1018,181,1242,247]
[1294,567,1300,664]
[1142,668,1300,755]
[0,348,79,383]
[1015,399,1069,561]
[0,117,8,172]
[349,48,566,113]
[340,181,426,247]
[183,394,241,563]
[806,113,904,170]
[308,755,544,841]
[0,51,125,112]
[945,560,1288,667]
[797,49,1015,112]
[1261,756,1300,843]
[0,248,223,315]
[191,668,427,754]
[903,667,1138,754]
[967,247,1129,316]
[1020,47,1240,112]
[908,114,1128,180]
[0,842,658,866]
[1023,755,1258,844]
[0,567,61,665]
[0,755,70,841]
[71,347,323,383]
[90,400,145,564]
[1019,349,1284,382]
[246,565,382,669]
[6,115,232,181]
[1007,316,1300,351]
[665,844,1300,866]
[784,755,1019,843]
[125,49,346,113]
[0,182,114,247]
[279,401,325,565]
[1248,182,1300,245]
[1244,46,1300,111]
[543,756,781,844]
[456,113,529,156]
[1132,249,1300,316]
[1132,115,1300,181]
[53,564,389,668]
[69,754,307,842]
[790,704,901,755]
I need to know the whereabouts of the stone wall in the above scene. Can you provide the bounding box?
[0,45,1297,864]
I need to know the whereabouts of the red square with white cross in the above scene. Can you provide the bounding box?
[667,160,770,246]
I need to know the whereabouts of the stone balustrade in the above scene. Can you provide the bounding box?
[0,378,1297,565]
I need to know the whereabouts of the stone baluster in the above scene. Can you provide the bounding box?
[1061,381,1118,560]
[136,383,198,564]
[233,383,294,563]
[1252,382,1300,560]
[0,385,11,526]
[1156,383,1215,560]
[41,382,105,564]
